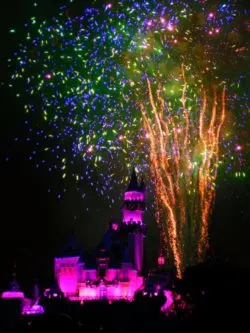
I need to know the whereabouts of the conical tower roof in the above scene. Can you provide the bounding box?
[9,261,20,291]
[127,168,140,191]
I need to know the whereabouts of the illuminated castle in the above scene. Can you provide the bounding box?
[54,169,147,301]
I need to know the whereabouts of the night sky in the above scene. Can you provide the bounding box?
[1,0,250,292]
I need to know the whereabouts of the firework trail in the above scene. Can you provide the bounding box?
[140,67,226,277]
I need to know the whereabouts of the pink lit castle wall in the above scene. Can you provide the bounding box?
[54,169,147,301]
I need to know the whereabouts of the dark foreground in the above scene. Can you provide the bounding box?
[1,261,250,332]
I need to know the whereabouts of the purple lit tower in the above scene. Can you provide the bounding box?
[53,169,146,301]
[121,169,146,273]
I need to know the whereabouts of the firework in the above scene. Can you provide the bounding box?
[140,70,226,277]
[8,0,249,276]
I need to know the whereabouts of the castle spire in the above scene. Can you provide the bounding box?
[122,168,145,225]
[9,261,20,291]
[122,169,146,273]
[127,167,139,191]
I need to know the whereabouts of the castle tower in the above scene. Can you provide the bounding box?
[1,261,24,299]
[121,169,146,273]
[96,245,109,279]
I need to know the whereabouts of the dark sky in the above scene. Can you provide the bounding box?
[0,0,250,292]
[0,1,158,291]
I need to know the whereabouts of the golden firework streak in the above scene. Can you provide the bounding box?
[140,66,226,278]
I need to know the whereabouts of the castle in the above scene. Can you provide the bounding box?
[54,169,147,301]
[1,169,174,317]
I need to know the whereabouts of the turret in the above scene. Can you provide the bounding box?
[122,168,145,225]
[54,234,83,296]
[96,246,109,279]
[1,262,24,299]
[121,169,146,273]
